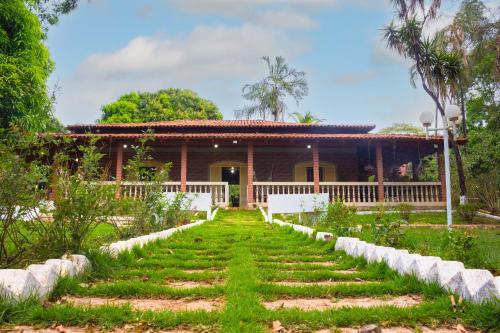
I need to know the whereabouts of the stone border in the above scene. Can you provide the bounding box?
[0,216,214,303]
[258,207,500,304]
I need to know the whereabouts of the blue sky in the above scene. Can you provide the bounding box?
[46,0,463,130]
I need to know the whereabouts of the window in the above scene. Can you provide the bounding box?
[306,167,324,182]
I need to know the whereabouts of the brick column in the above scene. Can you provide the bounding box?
[247,141,254,208]
[375,142,384,202]
[180,142,188,192]
[115,142,124,199]
[437,150,446,202]
[312,142,320,193]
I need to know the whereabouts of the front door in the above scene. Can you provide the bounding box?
[222,167,240,207]
[209,162,247,207]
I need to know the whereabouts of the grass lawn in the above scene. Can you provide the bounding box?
[278,211,500,274]
[1,210,498,332]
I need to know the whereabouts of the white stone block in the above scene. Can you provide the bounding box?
[362,244,379,261]
[427,260,464,286]
[446,269,496,303]
[366,246,392,263]
[0,269,42,300]
[407,256,441,281]
[344,239,363,256]
[316,232,333,241]
[352,241,368,257]
[394,253,422,275]
[334,237,347,251]
[62,254,91,274]
[382,249,409,270]
[26,264,58,298]
[494,276,500,298]
[45,259,77,278]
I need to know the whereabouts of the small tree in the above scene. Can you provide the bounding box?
[39,136,115,256]
[0,128,49,267]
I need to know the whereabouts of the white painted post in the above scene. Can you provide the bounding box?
[443,122,453,230]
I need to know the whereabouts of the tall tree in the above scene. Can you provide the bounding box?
[100,89,223,123]
[24,0,80,28]
[291,111,324,124]
[0,0,54,132]
[236,56,308,121]
[383,0,468,199]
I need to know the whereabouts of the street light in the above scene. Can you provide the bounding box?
[419,105,462,230]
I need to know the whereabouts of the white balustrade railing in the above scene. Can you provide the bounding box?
[111,181,229,207]
[254,181,443,206]
[384,182,442,204]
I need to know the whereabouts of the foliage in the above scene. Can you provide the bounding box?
[379,123,424,135]
[467,170,499,214]
[320,200,357,236]
[0,129,49,267]
[115,135,191,236]
[38,137,116,256]
[373,204,387,222]
[229,185,240,207]
[236,56,308,121]
[24,0,80,28]
[383,0,468,198]
[396,203,413,222]
[0,0,54,132]
[291,111,324,124]
[440,229,482,268]
[370,216,407,248]
[456,203,478,223]
[100,89,222,123]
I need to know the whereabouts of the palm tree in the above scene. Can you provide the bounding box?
[383,0,468,199]
[236,56,308,121]
[291,111,324,124]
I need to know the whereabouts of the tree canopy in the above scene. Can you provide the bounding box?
[236,56,308,121]
[291,111,324,124]
[0,0,54,132]
[379,123,424,135]
[99,89,223,123]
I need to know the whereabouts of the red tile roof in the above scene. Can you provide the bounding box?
[67,119,375,131]
[58,132,449,143]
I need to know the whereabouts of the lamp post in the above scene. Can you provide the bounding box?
[419,105,462,231]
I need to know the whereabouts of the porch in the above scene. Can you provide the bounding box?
[67,120,447,209]
[115,180,443,208]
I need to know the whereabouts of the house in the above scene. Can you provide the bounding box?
[65,119,448,209]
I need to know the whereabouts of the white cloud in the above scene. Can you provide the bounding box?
[257,10,318,29]
[55,25,307,124]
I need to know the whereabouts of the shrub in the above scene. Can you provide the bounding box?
[320,200,357,236]
[373,204,386,222]
[396,203,413,222]
[229,185,240,207]
[440,229,483,268]
[371,216,406,248]
[456,203,478,223]
[0,129,49,267]
[38,137,116,257]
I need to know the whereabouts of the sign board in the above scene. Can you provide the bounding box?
[163,192,212,221]
[267,194,329,223]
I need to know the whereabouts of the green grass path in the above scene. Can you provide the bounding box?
[1,209,498,332]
